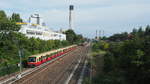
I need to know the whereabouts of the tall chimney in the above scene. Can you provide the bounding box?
[96,30,97,40]
[69,5,74,29]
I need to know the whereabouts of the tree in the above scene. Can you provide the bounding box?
[145,25,150,36]
[0,10,7,21]
[137,27,144,37]
[10,13,22,22]
[64,29,85,44]
[64,29,77,44]
[75,34,84,43]
[108,32,128,42]
[132,28,137,36]
[0,11,21,31]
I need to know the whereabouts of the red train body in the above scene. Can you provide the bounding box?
[27,45,77,67]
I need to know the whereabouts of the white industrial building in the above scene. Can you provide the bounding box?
[17,14,66,41]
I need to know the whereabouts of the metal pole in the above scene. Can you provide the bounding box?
[16,37,22,79]
[16,49,22,79]
[19,50,22,74]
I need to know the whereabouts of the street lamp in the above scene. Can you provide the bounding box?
[13,36,23,79]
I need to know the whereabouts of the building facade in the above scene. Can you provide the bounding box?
[18,14,66,41]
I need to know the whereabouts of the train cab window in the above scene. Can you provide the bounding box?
[28,57,36,62]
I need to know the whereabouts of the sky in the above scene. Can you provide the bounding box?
[0,0,150,38]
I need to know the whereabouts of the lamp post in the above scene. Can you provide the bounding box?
[17,49,22,79]
[19,50,22,74]
[14,36,23,79]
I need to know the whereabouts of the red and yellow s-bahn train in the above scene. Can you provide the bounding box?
[27,45,77,67]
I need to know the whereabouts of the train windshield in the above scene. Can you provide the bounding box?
[28,57,36,62]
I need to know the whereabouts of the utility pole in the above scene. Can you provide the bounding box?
[16,38,23,79]
[19,50,22,74]
[16,49,22,79]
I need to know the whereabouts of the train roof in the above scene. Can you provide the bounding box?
[29,45,77,58]
[30,49,58,58]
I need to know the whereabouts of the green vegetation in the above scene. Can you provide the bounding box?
[0,10,85,76]
[91,25,150,84]
[64,29,85,44]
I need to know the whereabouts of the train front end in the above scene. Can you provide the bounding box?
[27,56,39,67]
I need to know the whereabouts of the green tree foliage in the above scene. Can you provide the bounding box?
[0,10,7,21]
[10,13,23,22]
[0,10,71,67]
[0,32,70,67]
[145,25,150,36]
[108,32,129,42]
[92,41,109,52]
[64,29,84,44]
[0,10,20,31]
[92,25,150,84]
[0,10,86,77]
[65,29,76,44]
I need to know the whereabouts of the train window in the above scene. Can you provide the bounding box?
[50,53,52,56]
[42,56,46,60]
[44,56,46,59]
[39,57,42,61]
[47,55,50,58]
[41,56,43,59]
[37,58,39,62]
[28,57,36,62]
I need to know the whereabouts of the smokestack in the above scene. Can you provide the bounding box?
[96,30,97,40]
[99,30,101,40]
[69,5,74,29]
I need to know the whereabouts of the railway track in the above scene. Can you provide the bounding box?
[1,44,90,84]
[68,44,90,84]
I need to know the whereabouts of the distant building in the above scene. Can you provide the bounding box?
[17,14,66,41]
